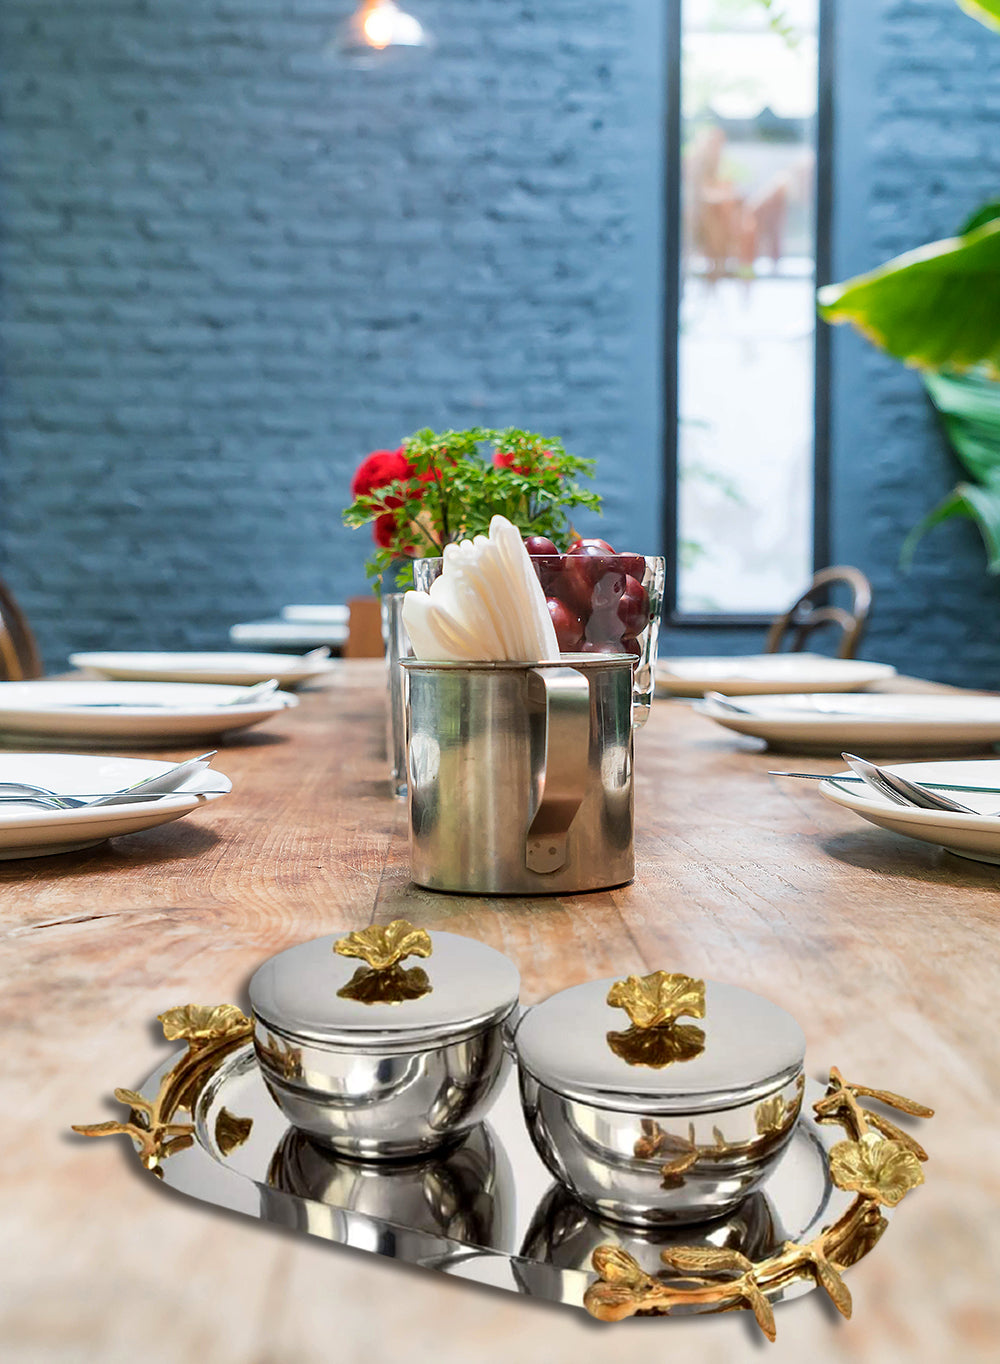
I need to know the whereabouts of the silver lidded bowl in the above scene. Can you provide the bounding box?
[249,921,520,1160]
[513,970,805,1227]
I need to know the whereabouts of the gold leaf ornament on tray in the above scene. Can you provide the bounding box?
[829,1131,925,1207]
[584,1067,933,1338]
[334,920,433,972]
[158,1003,253,1046]
[72,1003,254,1172]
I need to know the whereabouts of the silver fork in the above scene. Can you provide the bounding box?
[841,753,981,814]
[0,752,218,810]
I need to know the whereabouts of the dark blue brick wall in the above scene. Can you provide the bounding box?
[0,0,663,666]
[2,0,999,684]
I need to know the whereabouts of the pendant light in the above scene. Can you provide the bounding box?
[333,1,433,65]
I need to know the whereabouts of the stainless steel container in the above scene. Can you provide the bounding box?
[513,971,805,1227]
[249,921,520,1160]
[401,655,634,895]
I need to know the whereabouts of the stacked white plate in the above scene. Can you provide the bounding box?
[656,653,897,698]
[70,650,337,687]
[696,692,1000,755]
[0,753,230,859]
[0,680,296,748]
[819,760,1000,865]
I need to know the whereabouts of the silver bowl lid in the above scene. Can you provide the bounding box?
[249,923,520,1050]
[514,974,805,1114]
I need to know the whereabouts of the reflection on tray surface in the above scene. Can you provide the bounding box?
[266,1122,514,1249]
[520,1182,779,1275]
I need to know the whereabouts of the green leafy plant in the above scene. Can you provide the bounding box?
[343,427,602,587]
[902,369,1000,572]
[958,0,1000,29]
[818,208,1000,375]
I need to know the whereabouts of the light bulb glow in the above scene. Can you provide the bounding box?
[330,0,432,64]
[362,2,395,49]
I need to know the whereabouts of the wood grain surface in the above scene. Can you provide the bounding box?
[1,662,997,1364]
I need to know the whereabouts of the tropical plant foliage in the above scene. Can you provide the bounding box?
[902,369,1000,572]
[957,0,1000,30]
[817,215,1000,375]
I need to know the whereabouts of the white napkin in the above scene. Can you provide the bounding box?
[402,516,560,661]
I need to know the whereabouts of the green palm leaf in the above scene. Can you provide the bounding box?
[957,0,1000,30]
[818,218,1000,374]
[902,370,1000,572]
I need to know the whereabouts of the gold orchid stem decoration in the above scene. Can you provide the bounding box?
[584,1067,933,1338]
[72,1004,254,1174]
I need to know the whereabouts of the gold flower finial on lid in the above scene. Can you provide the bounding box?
[333,920,433,972]
[606,971,706,1031]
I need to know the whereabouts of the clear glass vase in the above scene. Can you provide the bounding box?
[412,554,665,726]
[381,592,411,797]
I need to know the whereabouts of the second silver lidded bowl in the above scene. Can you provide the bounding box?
[249,920,520,1161]
[513,970,805,1227]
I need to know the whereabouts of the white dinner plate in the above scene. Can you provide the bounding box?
[819,759,1000,865]
[229,622,348,649]
[656,653,897,697]
[70,650,338,687]
[0,681,297,748]
[695,691,1000,754]
[0,753,231,859]
[280,605,349,623]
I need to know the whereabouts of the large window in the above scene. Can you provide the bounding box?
[667,0,826,618]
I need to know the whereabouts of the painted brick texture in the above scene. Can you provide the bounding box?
[2,0,999,686]
[0,0,661,666]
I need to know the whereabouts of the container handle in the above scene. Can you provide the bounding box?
[525,666,591,873]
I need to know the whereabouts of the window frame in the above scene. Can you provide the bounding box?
[661,0,834,629]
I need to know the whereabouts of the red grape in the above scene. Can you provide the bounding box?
[559,554,600,614]
[568,537,616,556]
[617,553,646,580]
[616,575,650,638]
[530,554,565,594]
[546,597,585,651]
[523,535,560,557]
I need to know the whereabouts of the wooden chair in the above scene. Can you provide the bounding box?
[344,596,385,659]
[0,576,43,680]
[764,566,872,660]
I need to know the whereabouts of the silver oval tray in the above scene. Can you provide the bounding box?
[84,1040,850,1316]
[74,1005,933,1335]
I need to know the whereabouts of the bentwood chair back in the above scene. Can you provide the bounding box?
[0,576,43,680]
[764,566,872,660]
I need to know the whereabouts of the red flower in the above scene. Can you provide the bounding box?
[493,447,552,476]
[351,448,414,504]
[373,512,400,548]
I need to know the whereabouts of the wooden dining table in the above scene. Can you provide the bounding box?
[1,661,997,1364]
